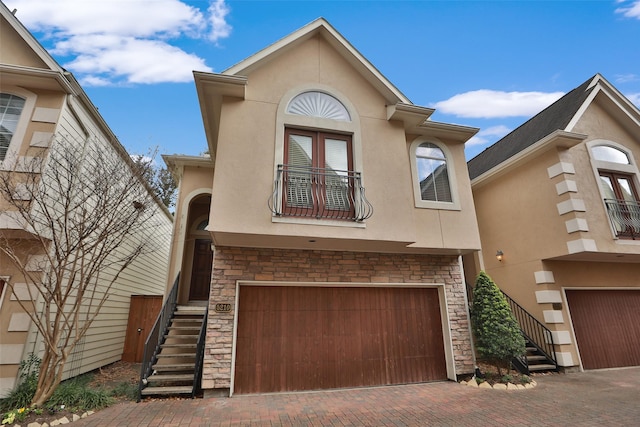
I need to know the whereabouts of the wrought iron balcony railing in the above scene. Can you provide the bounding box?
[604,198,640,240]
[269,164,373,221]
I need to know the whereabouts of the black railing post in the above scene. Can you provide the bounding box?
[137,273,180,401]
[192,310,208,398]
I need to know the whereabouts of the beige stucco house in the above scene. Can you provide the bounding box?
[159,18,482,397]
[0,3,173,396]
[466,74,640,371]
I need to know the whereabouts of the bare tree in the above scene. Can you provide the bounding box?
[0,135,161,406]
[130,148,177,210]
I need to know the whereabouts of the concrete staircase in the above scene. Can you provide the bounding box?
[140,305,206,397]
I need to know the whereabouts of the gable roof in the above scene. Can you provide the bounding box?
[223,18,411,105]
[467,75,598,181]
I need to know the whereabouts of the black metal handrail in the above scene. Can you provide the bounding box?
[501,291,557,373]
[604,198,640,240]
[137,273,179,401]
[191,309,208,398]
[268,164,373,221]
[466,282,558,373]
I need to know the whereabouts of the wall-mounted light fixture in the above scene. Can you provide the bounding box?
[496,250,504,262]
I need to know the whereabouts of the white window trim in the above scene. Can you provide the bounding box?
[0,87,37,171]
[409,137,460,210]
[0,276,10,311]
[587,139,640,241]
[273,84,365,226]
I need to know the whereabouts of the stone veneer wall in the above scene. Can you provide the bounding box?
[202,246,475,391]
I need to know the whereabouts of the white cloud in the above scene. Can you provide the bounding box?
[615,74,639,84]
[208,0,232,42]
[433,90,565,119]
[616,0,640,19]
[466,125,512,147]
[7,0,231,85]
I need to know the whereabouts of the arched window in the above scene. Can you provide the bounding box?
[0,93,26,161]
[409,139,459,210]
[589,142,640,239]
[286,91,351,122]
[415,143,452,203]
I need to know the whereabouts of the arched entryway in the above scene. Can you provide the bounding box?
[180,194,213,304]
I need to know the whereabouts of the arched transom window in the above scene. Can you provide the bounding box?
[286,91,351,122]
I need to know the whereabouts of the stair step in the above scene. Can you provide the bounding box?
[156,353,196,358]
[176,306,206,313]
[141,386,193,396]
[168,326,201,330]
[527,355,549,362]
[147,374,194,382]
[161,343,198,348]
[152,363,195,371]
[528,364,557,372]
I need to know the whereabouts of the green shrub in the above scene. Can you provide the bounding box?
[470,271,526,375]
[110,381,138,401]
[0,354,40,412]
[46,377,114,411]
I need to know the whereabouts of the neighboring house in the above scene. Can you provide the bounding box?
[465,74,640,371]
[0,3,173,396]
[160,18,481,397]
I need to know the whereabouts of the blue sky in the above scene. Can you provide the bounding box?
[6,0,640,161]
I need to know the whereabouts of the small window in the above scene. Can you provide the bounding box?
[416,143,452,203]
[0,93,26,161]
[196,219,209,231]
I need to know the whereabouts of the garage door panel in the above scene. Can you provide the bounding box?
[235,286,447,394]
[566,290,640,370]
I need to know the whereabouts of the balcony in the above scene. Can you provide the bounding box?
[604,198,640,240]
[269,164,373,221]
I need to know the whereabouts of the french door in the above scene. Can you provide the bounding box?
[599,171,640,238]
[283,128,354,218]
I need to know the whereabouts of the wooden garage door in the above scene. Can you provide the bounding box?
[566,290,640,369]
[234,286,447,394]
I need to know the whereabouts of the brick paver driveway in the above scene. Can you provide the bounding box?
[77,367,640,426]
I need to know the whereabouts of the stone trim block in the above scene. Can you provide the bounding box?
[535,290,563,304]
[534,270,555,284]
[30,131,54,147]
[565,218,589,234]
[31,107,60,123]
[10,283,37,301]
[555,180,578,195]
[8,312,31,331]
[557,199,586,215]
[543,310,564,324]
[555,352,576,367]
[0,344,25,364]
[547,330,572,345]
[547,162,575,178]
[567,239,597,254]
